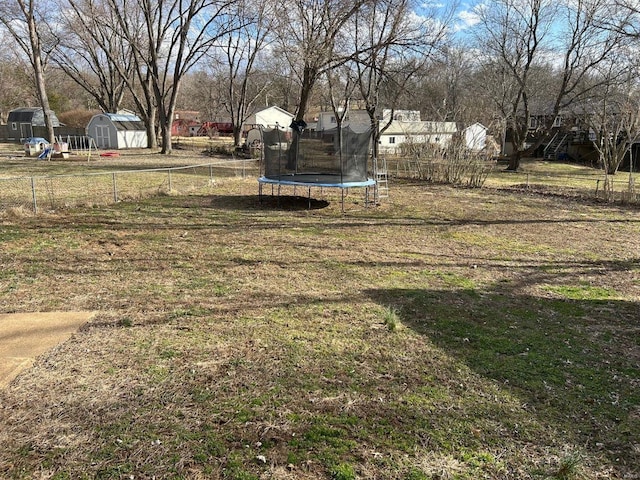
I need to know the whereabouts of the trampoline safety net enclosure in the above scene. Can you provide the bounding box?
[258,124,376,190]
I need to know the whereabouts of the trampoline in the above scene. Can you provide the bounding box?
[258,122,376,210]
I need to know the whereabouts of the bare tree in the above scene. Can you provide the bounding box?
[610,0,640,38]
[273,0,370,123]
[0,0,58,142]
[106,0,242,154]
[52,0,135,113]
[580,61,640,175]
[0,45,36,122]
[217,1,273,146]
[353,0,451,159]
[475,0,626,171]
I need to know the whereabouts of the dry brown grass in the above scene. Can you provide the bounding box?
[0,158,638,479]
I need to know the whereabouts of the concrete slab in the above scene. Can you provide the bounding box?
[0,311,95,388]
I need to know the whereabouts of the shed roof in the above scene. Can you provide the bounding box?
[102,113,145,131]
[7,107,61,127]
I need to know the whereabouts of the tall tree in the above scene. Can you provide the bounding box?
[107,0,242,154]
[53,0,135,113]
[0,0,57,142]
[353,0,450,159]
[273,0,370,123]
[474,0,626,171]
[579,59,640,175]
[217,0,273,146]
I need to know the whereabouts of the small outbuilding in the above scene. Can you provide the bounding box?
[7,107,61,141]
[86,113,147,149]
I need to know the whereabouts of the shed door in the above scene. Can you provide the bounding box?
[95,125,111,148]
[20,123,32,139]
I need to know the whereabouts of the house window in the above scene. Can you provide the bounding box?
[330,116,336,123]
[553,116,562,127]
[528,117,537,129]
[11,122,17,130]
[389,137,396,144]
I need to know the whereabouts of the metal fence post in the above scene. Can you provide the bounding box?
[168,171,172,192]
[31,177,38,214]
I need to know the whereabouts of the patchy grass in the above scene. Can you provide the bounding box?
[0,166,638,479]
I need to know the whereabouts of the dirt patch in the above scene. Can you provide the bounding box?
[0,311,95,388]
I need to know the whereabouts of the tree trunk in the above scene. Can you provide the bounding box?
[145,106,157,149]
[295,66,317,122]
[27,13,55,143]
[506,152,521,171]
[233,126,242,148]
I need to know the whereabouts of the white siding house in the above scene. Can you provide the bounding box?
[316,109,370,131]
[86,113,147,149]
[246,106,295,130]
[379,121,458,154]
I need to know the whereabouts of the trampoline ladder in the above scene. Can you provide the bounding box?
[375,155,389,202]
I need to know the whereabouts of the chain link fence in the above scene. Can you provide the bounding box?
[0,160,256,215]
[3,156,638,215]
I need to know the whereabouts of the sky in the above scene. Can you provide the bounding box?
[455,2,482,31]
[418,0,483,34]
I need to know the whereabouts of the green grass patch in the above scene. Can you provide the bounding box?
[543,283,620,300]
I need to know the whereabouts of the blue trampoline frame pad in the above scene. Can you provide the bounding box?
[258,175,375,189]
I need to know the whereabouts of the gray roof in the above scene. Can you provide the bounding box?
[7,107,61,127]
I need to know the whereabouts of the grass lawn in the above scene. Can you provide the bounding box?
[0,152,638,479]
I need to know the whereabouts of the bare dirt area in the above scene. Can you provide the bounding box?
[0,165,638,478]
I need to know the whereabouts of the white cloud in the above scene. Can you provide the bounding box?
[453,2,488,33]
[457,9,480,29]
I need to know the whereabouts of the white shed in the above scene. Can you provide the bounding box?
[86,113,147,149]
[246,106,295,130]
[462,122,487,151]
[379,121,458,154]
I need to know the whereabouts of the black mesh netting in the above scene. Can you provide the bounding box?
[262,125,372,183]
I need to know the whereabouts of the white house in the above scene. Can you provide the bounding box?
[246,106,295,130]
[379,121,458,154]
[316,109,370,132]
[86,113,147,149]
[462,122,487,151]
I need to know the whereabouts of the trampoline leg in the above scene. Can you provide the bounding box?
[341,189,345,214]
[308,187,311,209]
